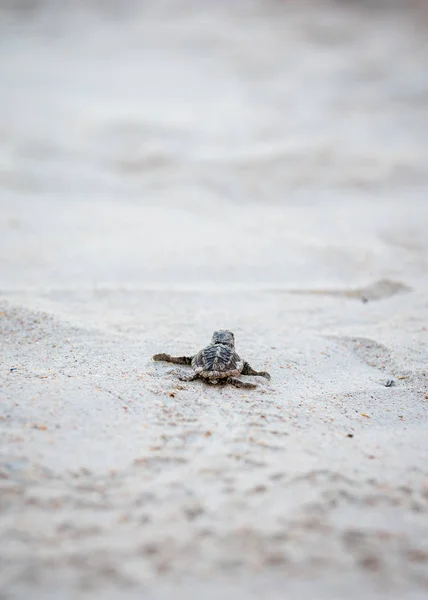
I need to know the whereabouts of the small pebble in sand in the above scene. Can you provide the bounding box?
[33,424,47,431]
[384,379,395,387]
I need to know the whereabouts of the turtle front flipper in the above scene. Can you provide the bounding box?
[242,361,271,380]
[227,377,257,390]
[152,354,193,365]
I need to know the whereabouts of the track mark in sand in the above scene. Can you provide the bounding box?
[271,469,428,515]
[0,278,412,300]
[287,469,357,487]
[329,336,428,391]
[133,455,188,469]
[2,461,428,590]
[342,528,428,579]
[286,279,411,302]
[328,335,398,373]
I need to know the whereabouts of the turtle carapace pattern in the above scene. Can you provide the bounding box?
[152,330,270,389]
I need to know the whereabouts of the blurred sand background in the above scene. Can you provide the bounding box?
[1,1,428,598]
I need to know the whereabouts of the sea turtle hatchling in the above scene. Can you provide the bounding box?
[152,330,270,389]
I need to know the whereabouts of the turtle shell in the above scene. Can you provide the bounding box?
[192,343,244,379]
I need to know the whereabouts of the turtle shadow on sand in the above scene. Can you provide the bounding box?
[153,330,270,390]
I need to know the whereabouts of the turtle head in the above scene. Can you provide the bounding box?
[211,330,235,347]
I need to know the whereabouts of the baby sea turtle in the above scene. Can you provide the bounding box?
[153,330,270,390]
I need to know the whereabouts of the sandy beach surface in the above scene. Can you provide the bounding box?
[1,1,428,598]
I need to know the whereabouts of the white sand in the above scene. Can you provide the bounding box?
[1,1,428,598]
